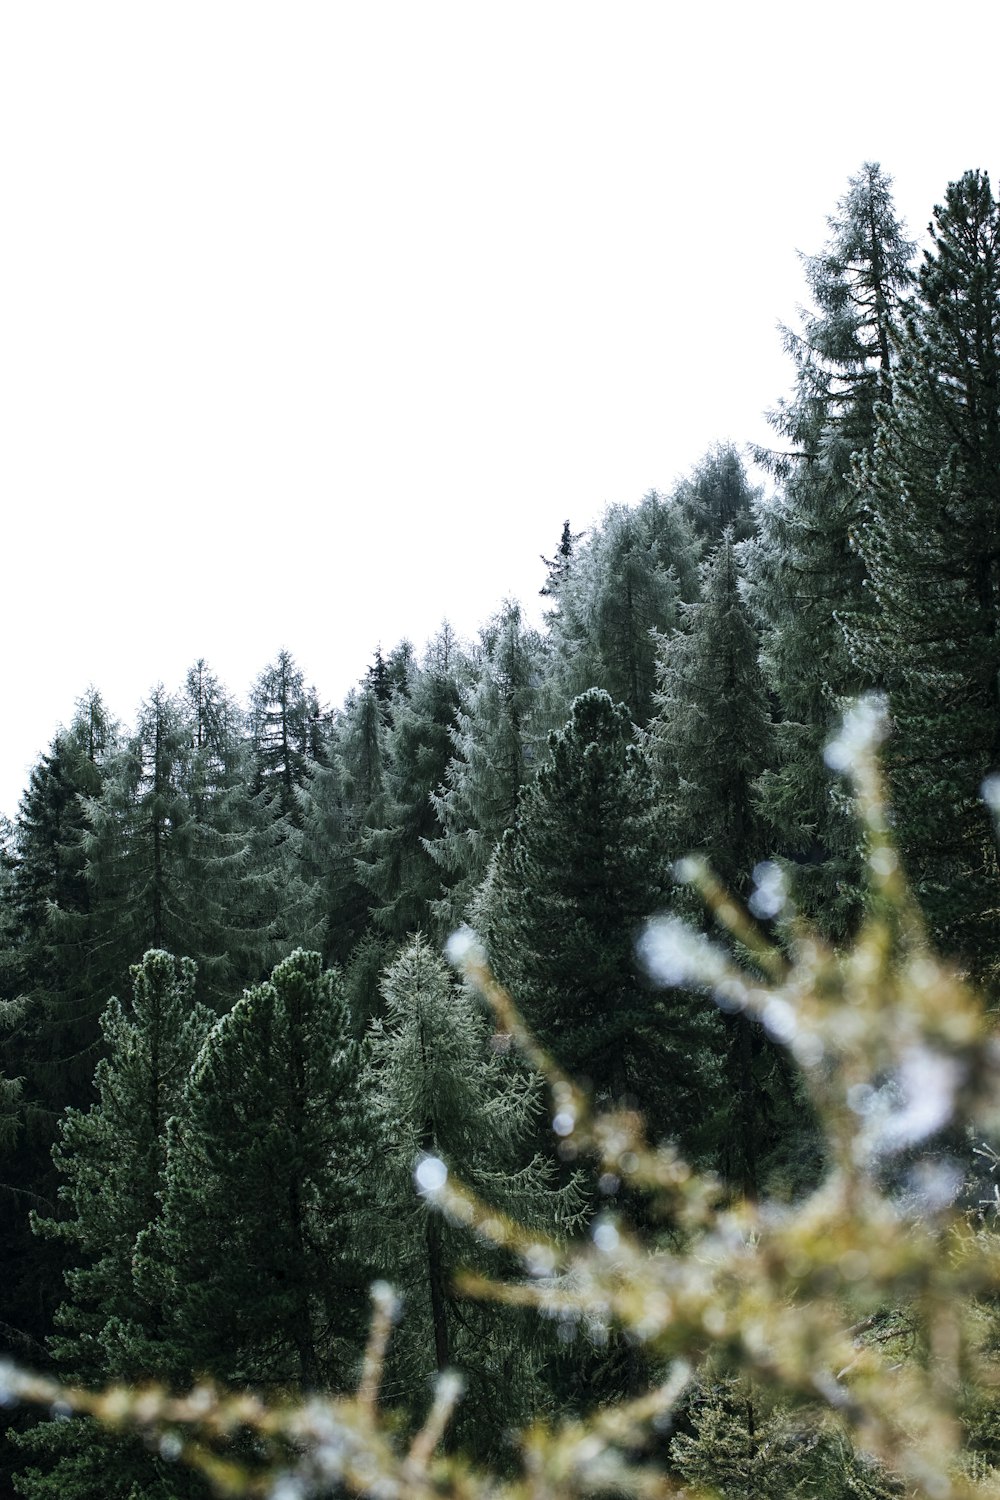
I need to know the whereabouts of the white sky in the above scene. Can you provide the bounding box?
[1,1,997,817]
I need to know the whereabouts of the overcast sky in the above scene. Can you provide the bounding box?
[1,2,997,817]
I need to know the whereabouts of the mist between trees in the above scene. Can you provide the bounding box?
[3,162,1000,1498]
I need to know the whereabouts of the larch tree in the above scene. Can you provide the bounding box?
[648,535,782,1199]
[357,633,462,942]
[748,162,914,936]
[427,601,545,932]
[546,494,701,727]
[851,168,1000,980]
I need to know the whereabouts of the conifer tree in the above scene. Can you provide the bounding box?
[851,168,1000,977]
[248,649,325,828]
[83,686,258,1005]
[673,443,759,545]
[427,601,544,930]
[547,494,700,726]
[648,536,781,1197]
[749,162,914,934]
[13,952,213,1500]
[0,694,118,1370]
[362,936,579,1448]
[142,949,367,1390]
[357,634,462,941]
[480,689,720,1153]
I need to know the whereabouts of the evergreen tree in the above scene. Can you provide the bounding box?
[427,601,544,930]
[547,494,700,725]
[83,686,258,1005]
[143,950,367,1390]
[539,519,583,601]
[480,689,720,1154]
[13,952,213,1500]
[362,935,579,1449]
[648,536,783,1198]
[674,442,759,545]
[248,649,325,829]
[357,634,462,941]
[851,168,1000,977]
[0,694,118,1373]
[749,162,914,935]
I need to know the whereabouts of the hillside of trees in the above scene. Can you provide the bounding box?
[3,163,1000,1498]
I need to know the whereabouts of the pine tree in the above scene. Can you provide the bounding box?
[480,689,720,1154]
[362,935,580,1450]
[851,168,1000,978]
[13,952,213,1500]
[749,162,914,935]
[143,949,367,1390]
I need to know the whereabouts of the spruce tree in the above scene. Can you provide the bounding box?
[851,168,1000,978]
[749,162,914,935]
[480,689,720,1154]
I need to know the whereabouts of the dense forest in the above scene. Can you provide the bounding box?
[3,162,1000,1498]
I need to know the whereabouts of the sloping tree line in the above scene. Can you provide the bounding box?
[3,163,1000,1498]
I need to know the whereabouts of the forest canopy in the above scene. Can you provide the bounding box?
[4,162,1000,1499]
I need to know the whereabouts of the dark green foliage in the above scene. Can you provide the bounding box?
[852,170,1000,978]
[82,685,263,1006]
[13,952,213,1500]
[749,162,914,936]
[0,695,118,1379]
[143,949,367,1390]
[481,689,721,1153]
[358,636,462,940]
